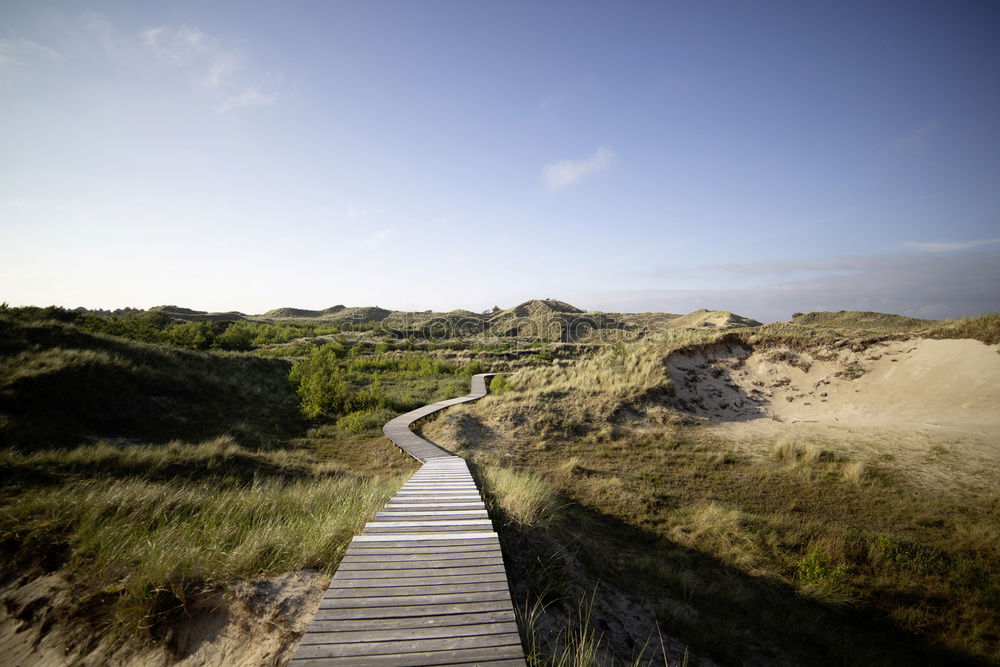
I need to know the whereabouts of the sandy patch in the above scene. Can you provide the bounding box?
[0,569,328,666]
[667,338,1000,491]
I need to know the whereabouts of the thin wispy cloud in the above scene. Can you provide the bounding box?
[142,26,210,65]
[890,121,939,153]
[218,86,276,113]
[367,228,395,250]
[906,238,1000,253]
[72,15,277,113]
[142,24,247,91]
[542,147,615,191]
[0,38,60,76]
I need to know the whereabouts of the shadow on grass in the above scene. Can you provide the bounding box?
[493,498,988,667]
[1,453,320,493]
[1,318,308,449]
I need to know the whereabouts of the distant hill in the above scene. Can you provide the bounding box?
[260,307,326,319]
[250,299,762,341]
[148,306,246,322]
[491,299,583,320]
[790,310,933,332]
[665,309,762,330]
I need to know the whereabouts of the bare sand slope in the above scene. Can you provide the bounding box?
[667,338,1000,490]
[0,570,327,666]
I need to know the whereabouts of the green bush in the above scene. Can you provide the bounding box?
[796,547,847,584]
[290,346,393,419]
[336,408,396,433]
[461,360,485,376]
[212,321,256,351]
[489,374,513,395]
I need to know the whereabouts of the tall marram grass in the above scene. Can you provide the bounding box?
[925,313,1000,345]
[479,466,561,527]
[1,439,405,637]
[0,435,305,478]
[16,476,397,583]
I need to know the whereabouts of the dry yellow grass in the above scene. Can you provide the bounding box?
[478,465,561,527]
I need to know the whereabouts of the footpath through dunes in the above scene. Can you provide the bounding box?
[291,373,526,666]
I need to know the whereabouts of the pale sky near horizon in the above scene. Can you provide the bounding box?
[2,1,998,322]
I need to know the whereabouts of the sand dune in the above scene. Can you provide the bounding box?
[668,337,1000,491]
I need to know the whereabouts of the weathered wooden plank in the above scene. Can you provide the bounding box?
[291,654,524,667]
[393,492,480,497]
[374,515,490,523]
[335,564,508,579]
[384,500,486,507]
[322,581,512,598]
[297,620,520,645]
[291,650,525,667]
[365,519,493,527]
[348,533,500,553]
[353,532,498,541]
[400,480,477,485]
[345,541,499,552]
[361,530,494,538]
[383,503,486,510]
[376,511,489,519]
[391,494,483,500]
[362,525,493,533]
[291,632,524,658]
[361,528,495,536]
[343,547,501,559]
[326,575,510,591]
[338,556,504,570]
[392,489,478,494]
[318,591,512,609]
[371,516,491,525]
[382,503,489,516]
[304,610,516,632]
[326,577,510,592]
[398,484,475,488]
[403,480,472,484]
[434,660,526,667]
[312,600,515,621]
[400,479,476,483]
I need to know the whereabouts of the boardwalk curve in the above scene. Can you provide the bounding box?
[291,373,526,665]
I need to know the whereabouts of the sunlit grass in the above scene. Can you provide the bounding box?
[1,440,405,638]
[479,465,561,527]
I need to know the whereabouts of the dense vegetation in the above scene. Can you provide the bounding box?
[0,304,350,351]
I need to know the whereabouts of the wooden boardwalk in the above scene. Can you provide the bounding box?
[290,373,526,666]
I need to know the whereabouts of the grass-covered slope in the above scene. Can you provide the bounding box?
[0,317,301,448]
[790,310,935,332]
[665,308,763,330]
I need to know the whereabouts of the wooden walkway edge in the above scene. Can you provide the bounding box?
[290,373,527,666]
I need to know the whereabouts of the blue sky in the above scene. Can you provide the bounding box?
[2,1,998,322]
